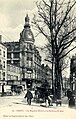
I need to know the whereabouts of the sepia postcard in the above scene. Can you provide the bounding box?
[0,0,76,119]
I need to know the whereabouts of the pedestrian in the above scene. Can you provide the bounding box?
[45,89,49,107]
[34,88,38,102]
[24,89,33,105]
[67,89,72,100]
[48,94,53,106]
[69,95,75,107]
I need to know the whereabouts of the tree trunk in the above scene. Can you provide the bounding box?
[55,59,62,99]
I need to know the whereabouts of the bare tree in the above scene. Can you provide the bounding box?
[32,0,76,99]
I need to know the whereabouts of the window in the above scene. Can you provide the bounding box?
[14,44,19,50]
[7,45,11,51]
[3,72,5,80]
[3,78,5,80]
[16,76,18,80]
[27,43,29,50]
[3,61,5,68]
[0,49,1,55]
[7,53,11,58]
[3,51,5,57]
[0,72,1,80]
[13,76,18,80]
[0,59,1,64]
[0,60,2,70]
[27,53,33,61]
[13,60,19,66]
[7,75,11,80]
[13,66,16,72]
[27,73,31,78]
[27,57,33,61]
[29,44,33,50]
[35,70,36,78]
[0,64,2,70]
[3,72,5,77]
[27,61,33,67]
[7,65,10,71]
[7,61,11,64]
[13,53,19,58]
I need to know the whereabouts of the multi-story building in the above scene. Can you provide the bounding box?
[4,41,20,66]
[7,64,22,84]
[7,64,23,90]
[4,15,42,89]
[0,35,7,93]
[70,55,76,93]
[3,14,52,90]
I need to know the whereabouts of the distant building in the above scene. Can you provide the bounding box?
[63,77,70,90]
[70,55,76,93]
[40,64,52,88]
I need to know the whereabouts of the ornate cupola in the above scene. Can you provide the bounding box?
[19,14,35,43]
[24,14,30,28]
[19,14,35,79]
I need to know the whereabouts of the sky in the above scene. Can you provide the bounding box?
[0,0,76,78]
[0,0,36,41]
[0,0,47,50]
[0,0,47,67]
[0,0,44,43]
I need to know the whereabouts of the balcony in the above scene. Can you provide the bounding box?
[7,80,20,85]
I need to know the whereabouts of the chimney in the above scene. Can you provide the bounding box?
[0,35,2,43]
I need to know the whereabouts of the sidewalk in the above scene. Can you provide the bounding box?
[31,96,69,108]
[0,93,76,109]
[62,96,76,109]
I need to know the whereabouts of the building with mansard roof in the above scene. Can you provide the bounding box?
[4,14,52,90]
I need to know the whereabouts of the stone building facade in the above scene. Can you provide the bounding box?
[0,35,7,92]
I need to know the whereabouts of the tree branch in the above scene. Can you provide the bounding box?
[58,46,76,60]
[54,1,76,40]
[59,27,76,49]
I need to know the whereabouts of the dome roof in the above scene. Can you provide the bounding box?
[20,14,35,42]
[22,28,34,42]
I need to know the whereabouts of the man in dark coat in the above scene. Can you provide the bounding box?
[67,89,72,100]
[25,89,33,105]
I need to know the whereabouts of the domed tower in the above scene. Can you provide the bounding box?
[19,14,35,88]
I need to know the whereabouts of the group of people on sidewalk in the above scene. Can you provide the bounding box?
[24,87,76,107]
[24,88,53,107]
